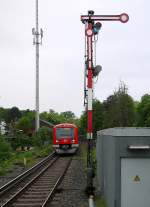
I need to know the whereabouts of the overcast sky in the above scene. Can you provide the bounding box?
[0,0,149,117]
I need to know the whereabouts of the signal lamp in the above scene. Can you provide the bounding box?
[93,22,102,35]
[93,65,102,77]
[120,13,129,23]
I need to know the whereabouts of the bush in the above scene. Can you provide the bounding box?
[33,127,52,147]
[0,135,12,161]
[10,132,33,151]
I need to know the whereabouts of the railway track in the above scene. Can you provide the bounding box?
[0,153,72,207]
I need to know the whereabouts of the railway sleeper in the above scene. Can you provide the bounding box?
[13,203,42,207]
[16,198,45,203]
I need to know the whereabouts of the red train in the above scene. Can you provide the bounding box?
[52,123,79,154]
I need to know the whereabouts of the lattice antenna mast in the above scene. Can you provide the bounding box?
[32,0,43,132]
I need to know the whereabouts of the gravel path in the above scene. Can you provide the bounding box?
[50,153,88,207]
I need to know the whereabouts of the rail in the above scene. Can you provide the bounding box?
[1,156,72,207]
[0,152,56,205]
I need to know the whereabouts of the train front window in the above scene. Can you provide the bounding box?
[56,128,74,139]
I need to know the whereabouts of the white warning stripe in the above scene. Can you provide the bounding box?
[88,37,92,60]
[87,132,93,139]
[88,88,93,110]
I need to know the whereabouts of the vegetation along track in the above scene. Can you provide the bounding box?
[0,152,72,206]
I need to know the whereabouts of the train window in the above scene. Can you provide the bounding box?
[56,128,74,139]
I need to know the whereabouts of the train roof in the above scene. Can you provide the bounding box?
[53,123,77,128]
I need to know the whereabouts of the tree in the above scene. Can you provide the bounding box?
[40,110,61,125]
[60,111,75,119]
[79,99,104,137]
[136,94,150,126]
[33,127,52,147]
[93,99,104,137]
[103,82,135,128]
[10,131,32,151]
[0,107,21,123]
[0,107,6,121]
[40,110,78,125]
[10,107,21,122]
[16,117,32,133]
[79,111,87,136]
[21,109,34,121]
[0,108,11,123]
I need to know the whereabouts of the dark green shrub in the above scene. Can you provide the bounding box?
[33,127,52,147]
[0,135,12,161]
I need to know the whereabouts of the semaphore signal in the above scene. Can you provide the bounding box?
[81,10,129,197]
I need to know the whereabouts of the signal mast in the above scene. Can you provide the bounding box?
[32,0,43,132]
[81,10,129,196]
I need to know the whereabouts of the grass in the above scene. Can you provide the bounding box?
[80,196,107,207]
[80,143,87,167]
[0,159,14,176]
[0,144,52,176]
[95,197,107,207]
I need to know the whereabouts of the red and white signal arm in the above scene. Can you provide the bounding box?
[81,13,129,23]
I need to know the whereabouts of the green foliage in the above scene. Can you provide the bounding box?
[93,100,104,137]
[79,112,87,136]
[33,144,52,158]
[103,83,135,128]
[0,144,52,175]
[33,127,52,147]
[10,107,21,121]
[40,109,78,125]
[0,107,21,123]
[0,107,6,121]
[60,111,76,123]
[16,117,32,133]
[79,99,104,137]
[0,108,11,123]
[21,109,34,118]
[0,159,14,176]
[95,197,107,207]
[9,132,32,151]
[136,94,150,126]
[40,110,63,125]
[0,135,12,161]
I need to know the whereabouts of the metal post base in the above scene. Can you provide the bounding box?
[89,195,95,207]
[85,167,95,196]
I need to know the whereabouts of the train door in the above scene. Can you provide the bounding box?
[121,158,150,207]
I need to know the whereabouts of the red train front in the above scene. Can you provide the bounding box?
[52,123,79,154]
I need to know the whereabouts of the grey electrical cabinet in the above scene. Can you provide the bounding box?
[96,127,150,207]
